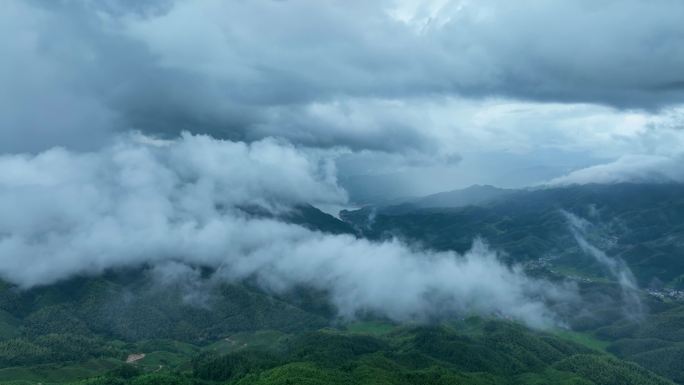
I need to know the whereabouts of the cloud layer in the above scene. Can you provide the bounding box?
[0,133,573,327]
[0,1,680,328]
[4,0,684,153]
[3,0,684,196]
[548,154,684,186]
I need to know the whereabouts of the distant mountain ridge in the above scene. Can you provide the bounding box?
[381,184,517,213]
[341,183,684,286]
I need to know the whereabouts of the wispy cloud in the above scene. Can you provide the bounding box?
[562,211,644,319]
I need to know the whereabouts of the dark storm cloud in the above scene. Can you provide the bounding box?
[3,0,684,154]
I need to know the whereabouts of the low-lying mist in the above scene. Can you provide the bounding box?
[0,133,577,328]
[562,210,644,319]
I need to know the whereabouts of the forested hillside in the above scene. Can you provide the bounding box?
[2,184,684,384]
[342,183,684,286]
[0,314,676,385]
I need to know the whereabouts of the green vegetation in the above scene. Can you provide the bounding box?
[342,183,684,286]
[0,317,676,385]
[1,321,672,385]
[344,321,396,336]
[554,354,671,385]
[592,304,684,383]
[554,330,610,352]
[0,358,122,384]
[205,331,289,355]
[0,277,327,345]
[2,184,684,384]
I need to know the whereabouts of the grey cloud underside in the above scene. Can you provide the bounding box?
[4,0,684,153]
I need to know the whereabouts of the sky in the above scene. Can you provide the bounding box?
[1,0,683,325]
[2,0,684,201]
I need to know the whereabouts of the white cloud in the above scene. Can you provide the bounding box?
[3,0,684,195]
[562,211,643,318]
[547,154,684,186]
[0,133,573,327]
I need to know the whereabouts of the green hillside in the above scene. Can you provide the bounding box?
[2,184,684,384]
[0,319,675,385]
[342,183,684,286]
[0,270,680,384]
